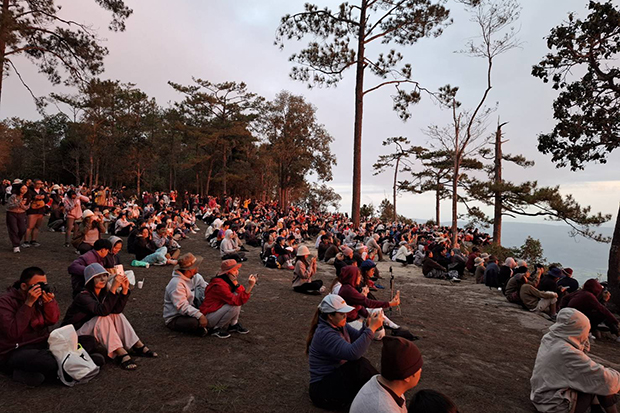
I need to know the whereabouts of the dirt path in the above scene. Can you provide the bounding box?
[1,213,618,412]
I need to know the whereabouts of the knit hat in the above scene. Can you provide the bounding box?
[381,336,423,381]
[218,259,242,275]
[341,246,353,256]
[562,268,573,277]
[84,263,108,285]
[548,267,563,278]
[297,245,311,256]
[360,260,377,271]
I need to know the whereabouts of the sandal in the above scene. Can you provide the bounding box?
[119,355,137,370]
[132,345,158,358]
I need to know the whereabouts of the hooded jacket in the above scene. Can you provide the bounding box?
[163,270,207,324]
[562,280,618,332]
[68,249,106,296]
[199,276,250,315]
[0,287,60,359]
[337,266,389,322]
[530,308,620,412]
[220,229,238,257]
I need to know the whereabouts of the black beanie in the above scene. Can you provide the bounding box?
[381,336,423,381]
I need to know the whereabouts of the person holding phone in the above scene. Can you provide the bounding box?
[199,260,257,339]
[62,263,157,371]
[306,294,384,410]
[0,267,59,386]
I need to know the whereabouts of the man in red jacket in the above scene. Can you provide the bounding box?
[200,260,257,339]
[0,267,59,386]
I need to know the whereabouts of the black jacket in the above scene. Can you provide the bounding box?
[62,288,130,331]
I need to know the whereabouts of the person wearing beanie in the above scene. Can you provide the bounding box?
[350,336,423,413]
[306,294,385,410]
[557,267,579,294]
[293,245,325,294]
[62,263,157,371]
[68,238,112,297]
[561,279,619,339]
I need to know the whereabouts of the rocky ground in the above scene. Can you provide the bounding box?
[1,212,619,412]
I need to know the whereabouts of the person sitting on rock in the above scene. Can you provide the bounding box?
[350,336,424,413]
[163,253,208,336]
[408,390,459,413]
[520,274,558,320]
[530,308,620,413]
[199,260,256,339]
[307,294,384,410]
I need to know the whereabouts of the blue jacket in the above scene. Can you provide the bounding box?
[308,317,374,383]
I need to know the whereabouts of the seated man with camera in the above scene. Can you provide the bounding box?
[0,267,60,386]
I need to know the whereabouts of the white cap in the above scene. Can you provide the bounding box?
[82,209,94,219]
[318,294,355,314]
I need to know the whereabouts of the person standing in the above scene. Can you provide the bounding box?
[6,182,29,253]
[63,189,90,247]
[24,179,48,247]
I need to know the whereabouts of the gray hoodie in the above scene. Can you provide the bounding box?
[163,270,207,324]
[530,308,620,412]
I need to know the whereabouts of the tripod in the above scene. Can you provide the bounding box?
[389,266,401,316]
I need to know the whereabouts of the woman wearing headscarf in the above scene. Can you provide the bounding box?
[220,229,246,262]
[530,308,620,413]
[306,294,384,410]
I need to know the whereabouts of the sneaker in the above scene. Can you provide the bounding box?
[209,328,231,339]
[319,286,327,294]
[167,259,178,266]
[13,247,20,253]
[228,323,249,334]
[20,243,30,248]
[64,243,70,247]
[12,370,45,387]
[90,353,106,367]
[30,241,41,247]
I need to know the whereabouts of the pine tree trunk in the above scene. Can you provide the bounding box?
[222,145,227,195]
[0,0,9,109]
[608,205,620,311]
[136,163,141,196]
[351,0,367,228]
[493,124,504,245]
[435,179,441,225]
[393,156,400,222]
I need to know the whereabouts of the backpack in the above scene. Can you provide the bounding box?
[48,325,100,387]
[264,255,279,268]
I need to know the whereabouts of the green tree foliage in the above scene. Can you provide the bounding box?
[373,137,423,222]
[532,0,620,309]
[275,0,457,226]
[260,91,336,209]
[297,182,342,213]
[532,1,620,170]
[168,79,264,196]
[0,0,133,106]
[360,203,375,221]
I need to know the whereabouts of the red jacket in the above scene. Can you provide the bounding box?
[0,287,60,358]
[200,277,250,314]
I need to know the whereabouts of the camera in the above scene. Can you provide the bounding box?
[34,282,52,293]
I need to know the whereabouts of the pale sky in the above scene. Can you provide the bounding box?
[3,0,619,225]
